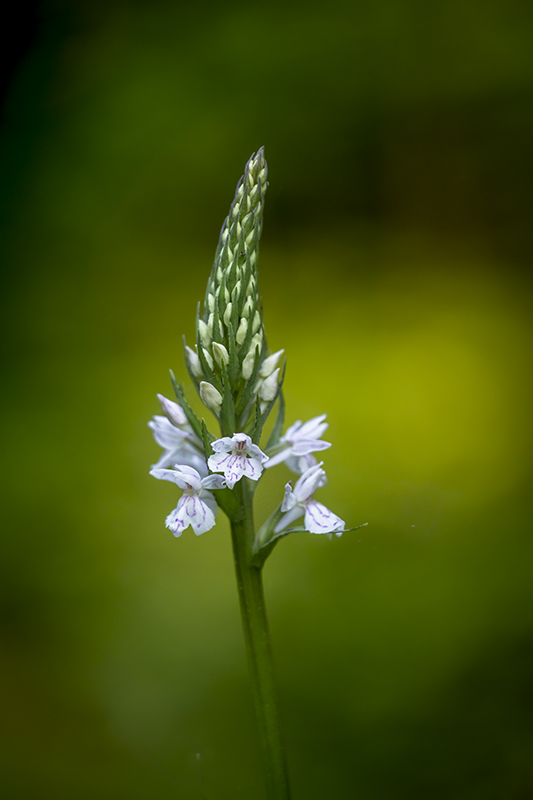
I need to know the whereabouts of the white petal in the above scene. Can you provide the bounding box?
[149,417,187,448]
[291,439,331,456]
[201,474,226,490]
[281,482,296,512]
[264,446,291,469]
[295,414,328,440]
[208,451,231,473]
[241,456,264,482]
[199,489,218,515]
[232,432,253,449]
[172,465,203,491]
[166,495,216,536]
[293,463,326,502]
[285,453,318,474]
[274,505,304,533]
[150,448,178,470]
[283,420,302,441]
[210,437,234,453]
[248,442,269,463]
[304,500,344,534]
[150,468,184,486]
[223,454,249,488]
[151,446,207,475]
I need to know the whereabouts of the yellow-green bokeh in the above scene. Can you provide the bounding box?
[1,2,532,798]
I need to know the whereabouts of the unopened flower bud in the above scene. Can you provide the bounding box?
[252,310,261,335]
[199,381,223,414]
[223,303,233,327]
[207,293,215,312]
[259,349,284,378]
[157,394,188,427]
[260,368,280,402]
[185,345,203,380]
[242,346,258,380]
[207,313,214,334]
[212,341,229,368]
[231,281,241,304]
[242,297,253,319]
[202,348,214,370]
[250,331,263,351]
[198,319,211,347]
[236,317,248,346]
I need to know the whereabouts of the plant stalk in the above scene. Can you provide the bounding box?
[229,479,291,800]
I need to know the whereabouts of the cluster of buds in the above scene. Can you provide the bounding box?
[149,150,359,556]
[183,149,282,432]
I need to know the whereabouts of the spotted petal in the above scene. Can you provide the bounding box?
[165,495,216,537]
[304,499,344,535]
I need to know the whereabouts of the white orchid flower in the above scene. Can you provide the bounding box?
[148,414,207,474]
[265,414,331,472]
[208,433,269,489]
[149,465,226,536]
[274,463,345,535]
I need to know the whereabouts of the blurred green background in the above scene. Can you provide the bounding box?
[1,1,533,798]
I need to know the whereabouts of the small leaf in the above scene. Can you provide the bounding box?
[201,418,215,462]
[219,366,236,437]
[226,320,239,386]
[265,390,285,450]
[251,395,262,444]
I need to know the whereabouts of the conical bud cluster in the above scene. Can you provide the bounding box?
[189,149,267,390]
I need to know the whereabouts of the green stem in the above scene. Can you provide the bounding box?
[229,479,291,800]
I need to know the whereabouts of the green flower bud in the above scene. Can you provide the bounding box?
[223,303,233,327]
[259,349,284,378]
[198,319,211,347]
[242,297,253,319]
[202,348,214,370]
[236,318,248,346]
[252,310,261,335]
[212,341,230,368]
[260,368,280,403]
[242,346,258,380]
[200,381,222,414]
[185,345,203,380]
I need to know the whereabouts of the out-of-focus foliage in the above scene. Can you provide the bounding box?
[1,1,532,798]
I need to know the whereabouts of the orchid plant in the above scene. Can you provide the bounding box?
[149,149,364,799]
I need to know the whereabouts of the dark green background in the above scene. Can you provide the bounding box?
[1,1,532,797]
